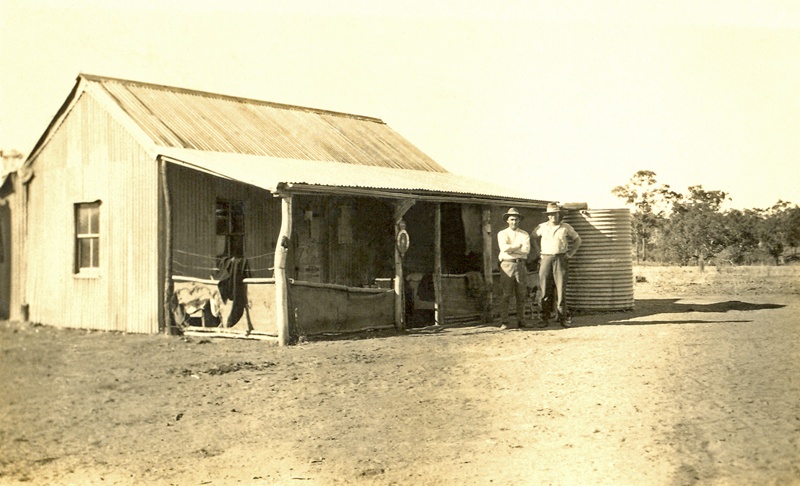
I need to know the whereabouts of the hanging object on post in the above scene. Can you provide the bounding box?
[396,220,410,257]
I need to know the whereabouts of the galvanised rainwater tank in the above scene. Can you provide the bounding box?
[563,209,634,311]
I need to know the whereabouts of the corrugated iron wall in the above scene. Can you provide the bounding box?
[563,209,634,311]
[0,192,9,319]
[107,95,161,334]
[25,93,160,333]
[0,173,23,320]
[168,164,281,281]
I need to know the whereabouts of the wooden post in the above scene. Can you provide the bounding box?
[20,173,30,322]
[274,196,293,346]
[160,160,174,335]
[394,230,404,330]
[433,203,443,325]
[482,206,494,323]
[393,200,414,331]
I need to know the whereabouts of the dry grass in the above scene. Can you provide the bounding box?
[634,264,800,297]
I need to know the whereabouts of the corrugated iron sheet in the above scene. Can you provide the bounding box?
[24,93,162,333]
[84,74,448,173]
[157,147,544,203]
[564,209,634,311]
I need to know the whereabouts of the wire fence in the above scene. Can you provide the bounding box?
[171,249,275,279]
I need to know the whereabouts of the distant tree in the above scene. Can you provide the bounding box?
[787,205,800,259]
[611,170,677,263]
[756,200,800,264]
[715,209,761,265]
[661,185,729,269]
[613,171,799,267]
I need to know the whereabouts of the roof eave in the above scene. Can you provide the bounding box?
[279,182,550,207]
[25,74,161,168]
[23,75,85,167]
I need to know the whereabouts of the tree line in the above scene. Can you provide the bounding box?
[612,170,800,267]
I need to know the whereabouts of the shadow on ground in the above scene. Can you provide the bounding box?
[407,299,788,336]
[304,299,788,342]
[574,298,786,327]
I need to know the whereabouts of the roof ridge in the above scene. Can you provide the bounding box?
[79,73,386,124]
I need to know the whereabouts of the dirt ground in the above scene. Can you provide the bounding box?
[1,266,799,485]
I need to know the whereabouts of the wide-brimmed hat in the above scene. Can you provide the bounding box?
[503,208,524,221]
[544,203,562,214]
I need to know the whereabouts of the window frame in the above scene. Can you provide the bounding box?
[74,201,101,276]
[215,198,245,259]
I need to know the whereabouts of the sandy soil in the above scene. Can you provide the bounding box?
[1,266,799,485]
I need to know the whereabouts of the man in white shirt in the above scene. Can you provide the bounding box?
[533,203,582,327]
[497,208,531,329]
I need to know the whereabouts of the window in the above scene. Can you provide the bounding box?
[75,201,101,272]
[216,199,244,258]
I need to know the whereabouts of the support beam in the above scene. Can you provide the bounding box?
[160,160,174,335]
[393,223,406,331]
[393,199,415,331]
[433,203,443,325]
[274,196,293,346]
[20,174,30,322]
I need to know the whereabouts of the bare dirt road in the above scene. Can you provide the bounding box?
[1,267,799,485]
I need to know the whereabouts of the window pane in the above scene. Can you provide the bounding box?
[79,239,92,268]
[90,206,99,234]
[91,237,99,267]
[77,206,90,234]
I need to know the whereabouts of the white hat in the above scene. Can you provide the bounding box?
[544,203,561,214]
[503,208,524,221]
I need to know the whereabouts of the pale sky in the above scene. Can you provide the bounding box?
[2,0,799,210]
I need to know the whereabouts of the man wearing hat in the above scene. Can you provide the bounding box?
[497,208,531,329]
[533,203,582,327]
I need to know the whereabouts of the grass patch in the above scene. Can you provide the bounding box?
[634,265,800,296]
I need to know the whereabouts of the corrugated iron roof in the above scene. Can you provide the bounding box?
[24,74,551,206]
[158,147,547,205]
[83,74,448,173]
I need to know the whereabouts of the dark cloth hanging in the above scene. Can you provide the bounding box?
[217,256,251,327]
[416,273,436,302]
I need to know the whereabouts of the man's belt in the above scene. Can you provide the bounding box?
[502,258,525,263]
[540,253,566,256]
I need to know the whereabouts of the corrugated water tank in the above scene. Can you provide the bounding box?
[563,209,634,311]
